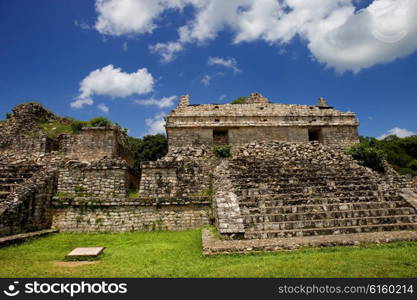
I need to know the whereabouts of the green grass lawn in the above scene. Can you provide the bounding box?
[1,229,417,278]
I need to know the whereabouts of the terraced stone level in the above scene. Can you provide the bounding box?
[218,142,417,239]
[0,165,41,200]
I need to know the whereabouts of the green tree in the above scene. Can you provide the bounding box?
[128,134,168,170]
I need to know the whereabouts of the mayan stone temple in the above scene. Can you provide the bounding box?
[1,95,417,253]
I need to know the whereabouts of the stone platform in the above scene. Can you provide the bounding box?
[0,229,58,247]
[201,229,417,255]
[66,247,105,260]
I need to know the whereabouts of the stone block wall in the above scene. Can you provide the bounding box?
[57,161,133,198]
[0,135,58,158]
[0,167,57,237]
[59,128,133,166]
[167,127,213,147]
[52,197,211,232]
[140,160,211,198]
[320,126,359,148]
[166,125,358,148]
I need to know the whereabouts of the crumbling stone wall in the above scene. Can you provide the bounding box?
[52,197,211,232]
[139,146,216,198]
[0,103,59,158]
[0,166,57,237]
[57,159,136,198]
[59,128,133,166]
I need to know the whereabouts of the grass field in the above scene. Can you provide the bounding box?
[1,229,417,278]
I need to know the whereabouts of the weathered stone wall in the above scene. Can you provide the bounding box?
[321,126,359,148]
[0,135,57,158]
[52,197,211,232]
[139,146,216,198]
[57,160,134,198]
[59,128,133,166]
[167,127,213,147]
[165,93,359,149]
[0,166,57,237]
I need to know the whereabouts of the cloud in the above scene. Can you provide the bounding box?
[377,127,416,140]
[71,64,154,108]
[145,112,166,135]
[149,42,183,63]
[74,20,91,30]
[93,0,417,72]
[122,41,128,51]
[208,57,240,72]
[201,74,211,86]
[135,95,177,108]
[97,103,109,114]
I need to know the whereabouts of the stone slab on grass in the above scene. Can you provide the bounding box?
[0,229,58,247]
[66,247,105,260]
[202,229,417,255]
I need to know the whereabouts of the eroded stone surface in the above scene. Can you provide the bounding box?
[202,229,417,255]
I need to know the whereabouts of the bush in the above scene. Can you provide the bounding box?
[346,144,386,173]
[128,134,168,170]
[230,97,246,104]
[407,160,417,172]
[89,117,112,127]
[213,145,232,158]
[70,120,88,132]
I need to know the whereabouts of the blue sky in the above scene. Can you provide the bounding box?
[0,0,416,138]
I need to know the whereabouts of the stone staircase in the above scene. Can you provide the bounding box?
[0,164,41,201]
[221,142,417,239]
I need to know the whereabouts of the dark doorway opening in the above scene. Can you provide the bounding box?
[213,129,229,145]
[308,128,321,142]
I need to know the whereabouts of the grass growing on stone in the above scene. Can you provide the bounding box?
[1,229,417,278]
[38,120,74,139]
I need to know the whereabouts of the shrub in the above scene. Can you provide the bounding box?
[70,120,88,132]
[407,159,417,172]
[128,134,168,170]
[346,144,386,173]
[89,117,112,127]
[230,97,246,104]
[213,145,232,158]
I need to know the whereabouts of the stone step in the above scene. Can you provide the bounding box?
[239,189,379,198]
[239,196,384,207]
[244,223,417,239]
[244,207,417,223]
[243,200,411,214]
[0,173,34,179]
[0,191,11,199]
[245,215,417,231]
[0,178,25,184]
[0,184,20,192]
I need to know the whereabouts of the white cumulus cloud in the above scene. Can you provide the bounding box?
[93,0,417,73]
[135,95,177,108]
[145,112,166,135]
[377,127,416,140]
[71,64,154,108]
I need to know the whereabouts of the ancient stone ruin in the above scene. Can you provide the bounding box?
[1,96,417,252]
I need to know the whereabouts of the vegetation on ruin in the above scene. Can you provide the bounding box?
[213,145,232,158]
[38,116,115,139]
[1,230,417,277]
[346,143,387,173]
[348,135,417,176]
[128,134,168,170]
[230,96,247,104]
